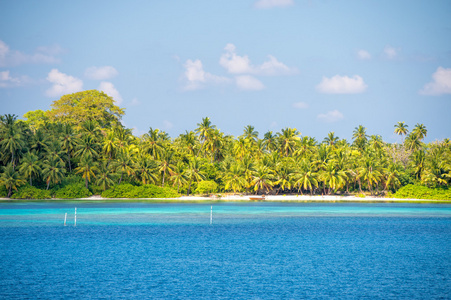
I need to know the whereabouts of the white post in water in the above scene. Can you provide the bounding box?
[74,207,77,227]
[210,205,212,225]
[64,213,67,226]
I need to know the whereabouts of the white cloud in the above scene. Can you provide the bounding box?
[98,81,123,104]
[219,43,297,76]
[0,40,9,58]
[419,67,451,95]
[292,101,309,109]
[254,0,294,9]
[85,66,119,80]
[316,75,367,94]
[130,98,140,106]
[219,44,253,74]
[46,69,83,97]
[183,59,230,90]
[0,40,61,67]
[383,45,398,59]
[317,110,344,122]
[357,49,371,60]
[163,120,174,130]
[0,70,28,88]
[36,44,64,56]
[235,75,265,90]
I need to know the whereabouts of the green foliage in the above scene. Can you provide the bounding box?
[46,90,124,128]
[53,182,92,199]
[392,184,451,200]
[195,180,218,195]
[101,183,180,198]
[0,185,9,197]
[11,185,52,199]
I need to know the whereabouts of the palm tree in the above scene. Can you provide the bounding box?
[30,128,49,158]
[60,124,76,172]
[42,156,66,190]
[277,127,301,157]
[102,130,117,165]
[186,157,207,195]
[179,131,199,156]
[242,125,259,143]
[142,127,164,159]
[323,132,339,148]
[0,163,25,197]
[75,155,98,189]
[95,161,116,191]
[251,165,275,194]
[74,134,100,159]
[78,120,101,138]
[275,161,295,194]
[159,149,175,187]
[223,163,247,193]
[394,122,409,142]
[233,137,250,160]
[114,152,135,184]
[358,154,383,195]
[135,156,158,185]
[412,123,427,141]
[196,117,216,157]
[320,160,346,194]
[169,162,188,193]
[262,131,278,153]
[0,114,26,169]
[19,152,41,186]
[384,163,401,192]
[294,159,318,195]
[352,125,368,150]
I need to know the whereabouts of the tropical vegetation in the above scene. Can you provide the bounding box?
[0,89,450,199]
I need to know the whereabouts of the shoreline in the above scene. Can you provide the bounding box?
[0,195,450,203]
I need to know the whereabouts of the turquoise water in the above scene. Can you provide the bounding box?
[1,202,450,298]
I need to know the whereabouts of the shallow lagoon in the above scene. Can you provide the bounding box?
[1,202,450,299]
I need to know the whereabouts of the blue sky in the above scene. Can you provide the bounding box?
[1,0,450,143]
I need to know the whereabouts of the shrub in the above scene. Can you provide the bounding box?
[0,185,7,197]
[195,180,218,195]
[101,183,179,198]
[53,183,92,199]
[11,185,52,199]
[392,184,451,200]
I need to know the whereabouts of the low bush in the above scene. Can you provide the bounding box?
[0,185,7,197]
[11,185,52,199]
[195,180,218,195]
[53,183,92,199]
[392,184,451,200]
[102,183,180,198]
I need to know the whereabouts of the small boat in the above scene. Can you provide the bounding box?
[249,195,265,201]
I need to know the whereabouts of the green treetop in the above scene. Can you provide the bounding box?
[46,90,125,128]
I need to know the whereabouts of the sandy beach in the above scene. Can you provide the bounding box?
[1,195,449,202]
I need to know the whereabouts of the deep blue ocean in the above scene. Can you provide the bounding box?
[1,202,450,299]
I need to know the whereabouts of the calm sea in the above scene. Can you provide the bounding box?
[1,202,450,299]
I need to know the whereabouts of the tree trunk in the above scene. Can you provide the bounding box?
[68,152,72,172]
[187,180,192,195]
